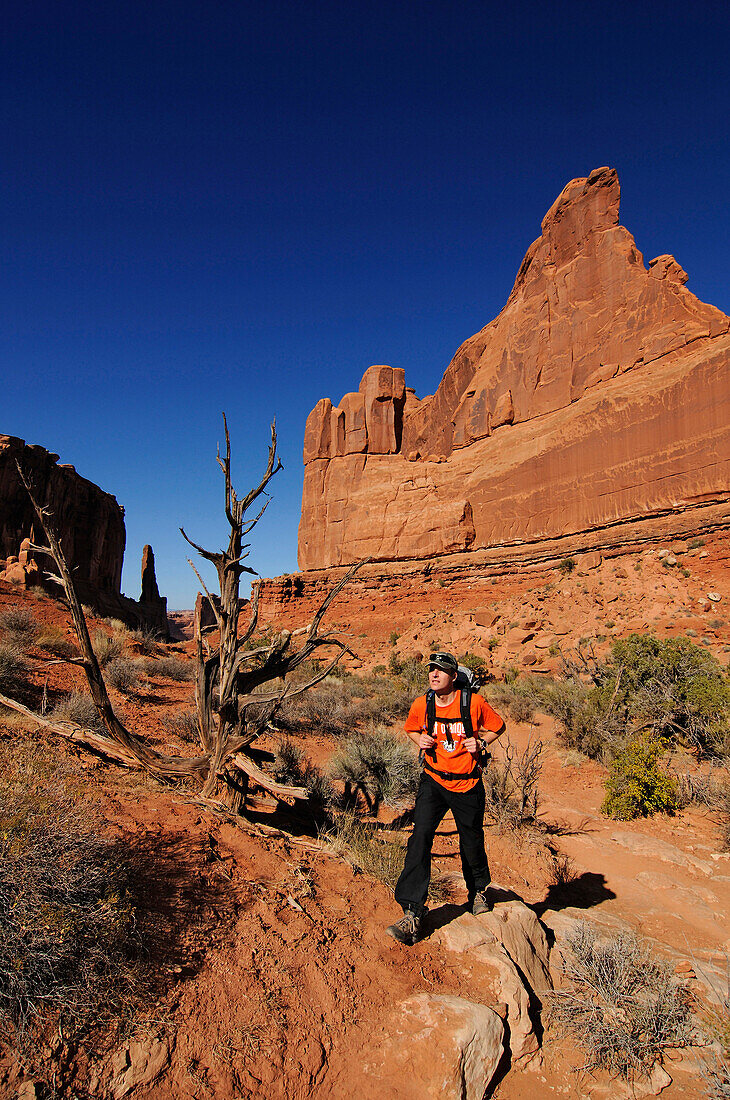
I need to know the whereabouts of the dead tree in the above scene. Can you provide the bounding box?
[0,418,359,819]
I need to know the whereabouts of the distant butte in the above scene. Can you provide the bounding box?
[298,167,730,570]
[0,434,169,634]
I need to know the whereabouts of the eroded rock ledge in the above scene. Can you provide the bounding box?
[298,167,730,570]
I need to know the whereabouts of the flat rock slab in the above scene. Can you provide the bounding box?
[610,831,713,876]
[635,870,719,907]
[361,993,504,1100]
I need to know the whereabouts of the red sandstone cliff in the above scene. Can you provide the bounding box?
[0,436,169,633]
[0,435,125,593]
[298,167,730,569]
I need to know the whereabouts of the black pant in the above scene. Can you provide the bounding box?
[394,771,490,916]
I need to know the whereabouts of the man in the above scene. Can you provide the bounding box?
[386,651,506,946]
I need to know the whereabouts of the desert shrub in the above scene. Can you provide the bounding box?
[91,628,125,667]
[328,726,420,810]
[274,737,339,812]
[601,734,679,820]
[558,557,576,575]
[483,736,543,830]
[457,651,486,677]
[595,634,730,758]
[162,708,200,745]
[0,607,39,648]
[549,922,692,1081]
[549,634,730,762]
[0,640,31,697]
[105,657,141,694]
[387,652,425,691]
[487,678,539,724]
[672,770,726,811]
[50,691,105,734]
[129,627,160,655]
[279,674,413,738]
[541,678,626,761]
[142,655,192,682]
[0,742,142,1036]
[36,623,78,659]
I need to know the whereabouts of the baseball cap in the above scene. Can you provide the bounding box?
[429,651,458,673]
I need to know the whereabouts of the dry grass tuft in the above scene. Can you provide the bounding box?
[0,739,145,1040]
[105,657,142,694]
[0,640,30,696]
[0,607,39,648]
[549,922,692,1082]
[141,655,193,682]
[91,628,126,667]
[274,737,339,812]
[162,708,200,745]
[36,623,79,659]
[50,691,106,734]
[322,814,454,904]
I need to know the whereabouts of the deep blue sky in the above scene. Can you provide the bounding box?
[2,1,728,608]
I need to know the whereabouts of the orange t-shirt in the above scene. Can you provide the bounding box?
[405,692,504,793]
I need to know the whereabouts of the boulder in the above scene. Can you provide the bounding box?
[361,993,504,1100]
[474,608,500,628]
[435,903,552,1064]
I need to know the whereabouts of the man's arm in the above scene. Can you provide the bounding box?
[404,699,435,752]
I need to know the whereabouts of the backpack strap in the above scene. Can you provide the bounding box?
[460,687,474,739]
[426,688,436,739]
[423,689,437,763]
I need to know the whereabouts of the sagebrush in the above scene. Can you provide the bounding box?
[549,922,692,1081]
[328,726,420,811]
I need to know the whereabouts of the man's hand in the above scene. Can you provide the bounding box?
[464,736,479,755]
[418,732,436,750]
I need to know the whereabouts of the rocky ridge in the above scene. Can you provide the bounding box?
[299,167,730,570]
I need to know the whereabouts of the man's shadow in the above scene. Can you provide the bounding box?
[534,871,616,917]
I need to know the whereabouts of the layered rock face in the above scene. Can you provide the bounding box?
[0,436,169,634]
[0,435,125,592]
[299,167,730,569]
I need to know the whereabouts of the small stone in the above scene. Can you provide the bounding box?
[707,592,722,603]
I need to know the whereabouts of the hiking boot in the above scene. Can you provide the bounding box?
[472,889,491,916]
[386,908,421,945]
